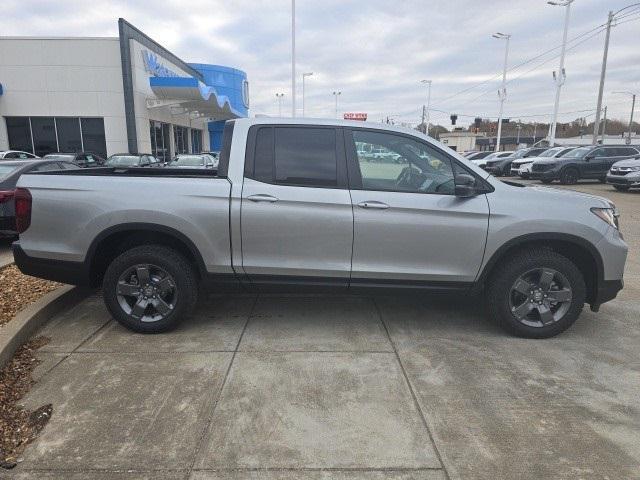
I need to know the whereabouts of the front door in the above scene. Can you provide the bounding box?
[240,125,353,288]
[346,128,490,287]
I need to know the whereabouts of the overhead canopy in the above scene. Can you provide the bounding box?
[149,76,243,119]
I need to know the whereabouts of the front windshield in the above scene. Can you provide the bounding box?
[539,147,563,157]
[510,150,528,159]
[171,155,205,166]
[106,155,140,166]
[562,147,590,158]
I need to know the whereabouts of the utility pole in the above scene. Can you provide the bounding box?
[614,91,637,145]
[302,72,313,117]
[291,0,296,117]
[420,105,427,134]
[276,93,285,117]
[600,105,607,143]
[516,119,522,144]
[421,80,432,136]
[332,91,341,119]
[547,0,573,145]
[492,33,511,152]
[592,11,613,145]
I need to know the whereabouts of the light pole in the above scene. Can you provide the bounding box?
[492,32,511,152]
[547,0,573,146]
[332,91,341,119]
[614,91,637,145]
[421,80,432,135]
[291,0,296,117]
[302,72,313,117]
[276,93,285,117]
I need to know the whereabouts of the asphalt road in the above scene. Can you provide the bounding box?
[6,180,640,480]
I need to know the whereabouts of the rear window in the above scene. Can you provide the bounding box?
[106,155,140,167]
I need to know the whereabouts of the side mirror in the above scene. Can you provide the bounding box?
[455,174,477,198]
[585,154,593,161]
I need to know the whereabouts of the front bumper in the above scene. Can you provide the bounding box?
[529,169,559,180]
[606,174,640,187]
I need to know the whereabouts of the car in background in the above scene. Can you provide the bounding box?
[44,152,105,168]
[168,154,217,169]
[530,145,640,184]
[479,151,514,172]
[1,159,79,237]
[0,150,39,160]
[202,152,220,169]
[606,155,640,191]
[466,151,492,161]
[484,147,548,177]
[510,146,575,178]
[105,154,162,168]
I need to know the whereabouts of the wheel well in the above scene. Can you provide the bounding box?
[482,239,599,303]
[89,229,203,287]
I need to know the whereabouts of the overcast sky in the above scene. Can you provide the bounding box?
[3,0,639,127]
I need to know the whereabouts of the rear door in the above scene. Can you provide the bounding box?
[240,125,353,288]
[346,128,489,287]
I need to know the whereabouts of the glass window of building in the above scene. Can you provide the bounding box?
[174,125,188,154]
[5,117,33,153]
[150,120,171,162]
[31,117,58,157]
[56,118,82,152]
[80,118,107,158]
[191,129,202,153]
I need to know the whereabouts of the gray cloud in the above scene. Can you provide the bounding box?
[2,0,638,127]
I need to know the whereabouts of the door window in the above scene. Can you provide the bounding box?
[251,126,340,188]
[350,129,456,195]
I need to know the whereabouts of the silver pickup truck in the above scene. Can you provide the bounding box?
[12,118,627,338]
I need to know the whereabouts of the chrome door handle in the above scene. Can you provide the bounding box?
[247,194,279,203]
[357,201,390,210]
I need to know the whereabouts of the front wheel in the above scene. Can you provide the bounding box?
[487,249,586,338]
[560,167,579,185]
[103,245,198,333]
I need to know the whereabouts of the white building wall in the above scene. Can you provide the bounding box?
[0,37,129,155]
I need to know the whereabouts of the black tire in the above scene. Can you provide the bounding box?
[102,245,198,333]
[486,249,586,338]
[560,167,579,185]
[541,179,553,184]
[613,185,630,192]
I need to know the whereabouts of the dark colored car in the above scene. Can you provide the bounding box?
[104,154,163,168]
[43,152,105,168]
[466,151,493,161]
[1,159,79,237]
[530,145,640,185]
[484,147,548,177]
[168,154,217,169]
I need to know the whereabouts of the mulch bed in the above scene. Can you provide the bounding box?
[0,336,52,469]
[1,265,61,327]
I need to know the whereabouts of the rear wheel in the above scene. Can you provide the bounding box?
[487,249,586,338]
[103,245,198,333]
[560,167,579,185]
[613,185,630,192]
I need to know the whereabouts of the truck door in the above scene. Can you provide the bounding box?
[345,128,489,287]
[240,125,353,289]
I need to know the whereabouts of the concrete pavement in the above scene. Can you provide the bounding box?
[6,181,640,479]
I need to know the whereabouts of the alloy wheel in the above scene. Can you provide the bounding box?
[116,264,177,323]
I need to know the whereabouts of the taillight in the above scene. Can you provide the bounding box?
[0,190,15,204]
[14,188,32,234]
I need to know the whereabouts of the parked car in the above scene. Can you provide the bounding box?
[1,159,78,237]
[0,150,39,160]
[479,151,514,173]
[485,147,548,177]
[510,147,576,178]
[13,118,627,339]
[606,156,640,191]
[168,154,217,169]
[466,151,492,161]
[530,145,640,184]
[104,154,162,168]
[44,152,105,168]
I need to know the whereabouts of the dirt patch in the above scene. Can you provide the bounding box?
[0,265,61,327]
[0,336,52,469]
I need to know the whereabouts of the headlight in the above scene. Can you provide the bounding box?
[591,207,619,230]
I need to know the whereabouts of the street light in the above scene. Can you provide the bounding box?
[492,32,511,152]
[613,91,637,145]
[276,93,285,117]
[302,72,313,117]
[332,91,342,119]
[547,0,573,146]
[421,80,432,135]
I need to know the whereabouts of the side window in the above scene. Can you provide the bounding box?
[350,130,455,195]
[622,147,638,156]
[140,155,150,166]
[5,152,19,158]
[591,148,605,158]
[274,127,337,187]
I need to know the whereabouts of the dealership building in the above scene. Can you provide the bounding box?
[0,19,249,160]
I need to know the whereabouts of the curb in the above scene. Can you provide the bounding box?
[0,285,90,368]
[0,257,12,269]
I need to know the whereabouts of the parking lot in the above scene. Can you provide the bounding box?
[5,180,640,479]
